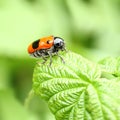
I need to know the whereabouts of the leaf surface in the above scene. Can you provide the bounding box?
[33,52,120,120]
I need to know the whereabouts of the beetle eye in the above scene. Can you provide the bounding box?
[56,43,60,46]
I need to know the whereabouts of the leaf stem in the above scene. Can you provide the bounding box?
[24,89,34,109]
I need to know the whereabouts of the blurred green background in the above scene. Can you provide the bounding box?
[0,0,120,120]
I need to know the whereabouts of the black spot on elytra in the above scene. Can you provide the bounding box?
[47,40,50,44]
[32,39,40,49]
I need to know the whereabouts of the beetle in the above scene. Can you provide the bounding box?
[27,36,66,65]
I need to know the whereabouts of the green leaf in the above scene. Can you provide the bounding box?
[99,56,120,77]
[99,57,117,73]
[33,52,120,120]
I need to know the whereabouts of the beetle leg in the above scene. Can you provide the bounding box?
[41,56,47,64]
[48,52,52,66]
[56,52,65,64]
[36,56,47,65]
[63,47,68,52]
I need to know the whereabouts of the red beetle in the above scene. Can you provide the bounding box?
[27,36,66,65]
